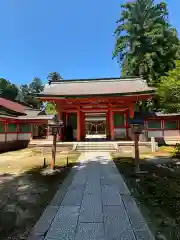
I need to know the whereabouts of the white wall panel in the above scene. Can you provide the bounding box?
[164,130,179,137]
[6,133,17,141]
[0,134,5,142]
[18,133,31,140]
[148,130,163,138]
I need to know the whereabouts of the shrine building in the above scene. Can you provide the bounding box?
[37,77,156,141]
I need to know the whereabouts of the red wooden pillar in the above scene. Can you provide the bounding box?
[109,108,114,140]
[106,111,110,140]
[129,103,134,118]
[80,112,85,140]
[77,110,81,141]
[58,109,63,141]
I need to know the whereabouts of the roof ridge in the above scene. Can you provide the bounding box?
[50,76,142,84]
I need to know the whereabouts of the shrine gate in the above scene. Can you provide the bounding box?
[37,77,154,141]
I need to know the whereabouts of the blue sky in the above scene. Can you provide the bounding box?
[0,0,179,85]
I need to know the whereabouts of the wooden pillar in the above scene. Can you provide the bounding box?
[80,112,85,140]
[5,121,7,142]
[106,111,110,140]
[57,108,65,141]
[124,112,128,139]
[77,110,81,141]
[134,133,140,173]
[129,103,134,119]
[109,108,114,140]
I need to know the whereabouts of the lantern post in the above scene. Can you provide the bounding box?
[48,121,63,170]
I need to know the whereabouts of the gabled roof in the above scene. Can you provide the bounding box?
[0,98,55,120]
[0,97,25,115]
[37,77,155,98]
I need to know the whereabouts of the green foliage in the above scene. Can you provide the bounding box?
[29,78,44,93]
[158,60,180,113]
[172,143,180,157]
[48,72,62,84]
[19,77,44,109]
[0,78,19,101]
[45,102,57,115]
[114,0,180,86]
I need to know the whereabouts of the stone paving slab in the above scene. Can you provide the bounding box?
[45,206,80,240]
[104,205,136,240]
[61,185,85,206]
[122,194,154,239]
[29,152,154,240]
[75,223,105,240]
[101,184,123,206]
[79,191,103,223]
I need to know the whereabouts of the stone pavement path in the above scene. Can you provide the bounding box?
[30,152,154,240]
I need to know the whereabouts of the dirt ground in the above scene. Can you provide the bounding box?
[112,146,180,240]
[0,147,80,240]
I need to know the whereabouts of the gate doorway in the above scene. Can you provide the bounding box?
[85,113,106,140]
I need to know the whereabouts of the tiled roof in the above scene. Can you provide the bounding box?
[128,111,180,124]
[17,115,55,120]
[0,98,54,120]
[37,77,155,97]
[24,107,42,117]
[0,97,25,115]
[0,114,55,120]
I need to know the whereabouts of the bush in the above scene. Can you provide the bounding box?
[173,144,180,157]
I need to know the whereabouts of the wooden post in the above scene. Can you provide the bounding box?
[77,110,81,141]
[106,111,110,139]
[5,121,7,142]
[129,103,134,119]
[134,133,140,173]
[80,112,85,140]
[51,134,57,170]
[109,109,114,140]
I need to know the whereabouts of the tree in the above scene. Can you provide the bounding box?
[158,60,180,113]
[0,78,19,101]
[29,77,44,93]
[48,72,62,84]
[113,0,180,86]
[19,77,44,109]
[45,102,57,115]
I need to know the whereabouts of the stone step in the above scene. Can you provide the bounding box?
[75,143,116,152]
[76,149,116,152]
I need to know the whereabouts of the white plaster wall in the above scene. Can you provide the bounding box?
[114,128,126,139]
[6,133,17,142]
[18,133,31,141]
[164,130,179,137]
[148,130,163,138]
[0,134,5,142]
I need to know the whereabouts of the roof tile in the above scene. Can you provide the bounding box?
[40,78,154,97]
